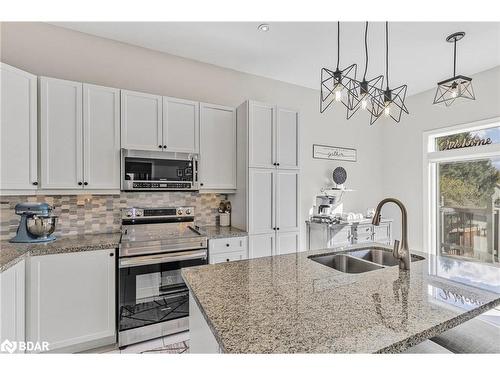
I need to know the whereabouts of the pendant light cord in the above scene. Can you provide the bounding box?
[363,21,368,80]
[453,39,457,78]
[336,21,340,70]
[385,21,389,90]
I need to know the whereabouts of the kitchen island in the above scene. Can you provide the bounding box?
[181,244,500,353]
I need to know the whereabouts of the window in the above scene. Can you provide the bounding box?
[424,119,500,264]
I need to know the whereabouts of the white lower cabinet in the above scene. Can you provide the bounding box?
[277,231,300,255]
[209,237,247,264]
[26,249,116,353]
[0,260,25,352]
[248,233,275,259]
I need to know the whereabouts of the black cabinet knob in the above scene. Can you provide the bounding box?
[200,183,204,186]
[158,145,162,148]
[109,253,114,257]
[78,182,83,186]
[32,182,38,186]
[84,182,88,186]
[226,243,230,247]
[277,163,280,166]
[277,227,280,230]
[163,145,167,149]
[226,259,230,262]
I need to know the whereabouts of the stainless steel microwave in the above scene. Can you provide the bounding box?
[121,149,199,191]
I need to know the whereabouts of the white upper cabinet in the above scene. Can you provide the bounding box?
[121,90,163,151]
[40,77,120,190]
[163,97,199,153]
[40,77,83,189]
[248,168,275,234]
[248,101,275,168]
[0,63,38,190]
[83,84,121,189]
[199,103,236,191]
[276,107,299,169]
[276,169,300,232]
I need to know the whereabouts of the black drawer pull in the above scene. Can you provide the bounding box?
[226,243,230,247]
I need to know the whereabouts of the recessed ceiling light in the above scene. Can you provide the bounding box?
[258,24,270,32]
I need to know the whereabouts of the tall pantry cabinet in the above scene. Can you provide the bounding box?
[233,101,300,258]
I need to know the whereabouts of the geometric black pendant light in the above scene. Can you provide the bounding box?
[371,21,409,124]
[347,22,384,124]
[320,22,357,113]
[433,32,475,106]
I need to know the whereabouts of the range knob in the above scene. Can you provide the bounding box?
[185,208,191,215]
[126,211,133,218]
[177,209,183,216]
[136,211,143,217]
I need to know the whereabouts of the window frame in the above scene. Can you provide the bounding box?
[423,117,500,255]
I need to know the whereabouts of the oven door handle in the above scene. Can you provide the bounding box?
[119,249,207,268]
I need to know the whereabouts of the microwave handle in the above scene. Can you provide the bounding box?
[119,249,207,268]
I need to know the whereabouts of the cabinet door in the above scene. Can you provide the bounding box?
[248,101,275,168]
[26,249,116,352]
[248,168,275,234]
[83,84,120,189]
[0,260,25,351]
[39,77,83,189]
[199,103,236,190]
[276,169,299,232]
[163,97,199,153]
[0,64,38,190]
[210,251,246,264]
[248,233,275,259]
[276,107,299,169]
[121,90,162,151]
[277,231,299,255]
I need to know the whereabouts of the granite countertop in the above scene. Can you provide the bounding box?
[196,225,248,239]
[182,243,500,353]
[0,232,121,272]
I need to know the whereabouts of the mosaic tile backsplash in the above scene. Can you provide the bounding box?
[0,192,225,241]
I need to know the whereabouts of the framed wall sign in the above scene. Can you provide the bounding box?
[313,144,357,162]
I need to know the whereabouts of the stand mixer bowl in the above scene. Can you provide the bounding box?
[26,215,57,238]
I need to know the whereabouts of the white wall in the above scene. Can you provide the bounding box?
[0,22,385,249]
[380,66,500,250]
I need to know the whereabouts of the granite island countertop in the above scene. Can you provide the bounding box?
[0,232,121,272]
[182,243,500,353]
[196,225,248,239]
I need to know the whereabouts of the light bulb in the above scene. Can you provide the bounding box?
[334,89,342,102]
[384,104,391,117]
[361,97,368,110]
[451,88,458,98]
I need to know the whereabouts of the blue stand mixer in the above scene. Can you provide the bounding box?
[10,203,58,243]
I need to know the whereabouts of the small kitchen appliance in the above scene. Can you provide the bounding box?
[10,203,58,243]
[118,206,207,347]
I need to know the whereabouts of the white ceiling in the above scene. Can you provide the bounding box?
[52,22,500,96]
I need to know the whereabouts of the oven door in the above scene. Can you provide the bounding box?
[118,249,207,336]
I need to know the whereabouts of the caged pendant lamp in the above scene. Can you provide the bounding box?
[320,22,357,113]
[372,22,409,124]
[433,32,475,107]
[347,22,384,124]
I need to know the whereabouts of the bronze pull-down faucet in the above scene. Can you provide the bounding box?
[372,198,411,271]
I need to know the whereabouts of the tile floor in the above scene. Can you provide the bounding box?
[100,331,190,354]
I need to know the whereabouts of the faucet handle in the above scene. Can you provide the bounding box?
[393,239,400,259]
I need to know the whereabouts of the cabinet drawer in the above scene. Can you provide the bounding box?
[209,236,247,254]
[210,251,246,265]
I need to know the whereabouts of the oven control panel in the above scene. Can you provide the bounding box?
[132,182,192,189]
[121,206,195,220]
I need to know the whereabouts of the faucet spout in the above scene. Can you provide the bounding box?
[372,198,410,271]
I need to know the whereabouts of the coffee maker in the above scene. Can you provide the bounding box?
[311,167,352,223]
[10,203,58,243]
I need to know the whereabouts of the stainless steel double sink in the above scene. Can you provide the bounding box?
[309,247,425,274]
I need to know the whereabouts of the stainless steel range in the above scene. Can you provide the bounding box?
[118,206,207,348]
